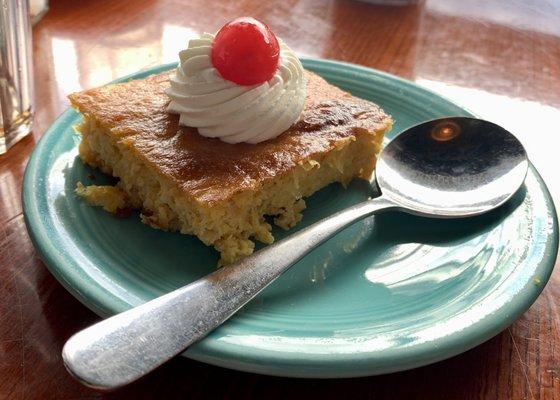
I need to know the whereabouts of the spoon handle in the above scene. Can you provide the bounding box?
[62,196,397,390]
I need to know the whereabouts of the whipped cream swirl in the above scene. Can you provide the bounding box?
[166,33,306,144]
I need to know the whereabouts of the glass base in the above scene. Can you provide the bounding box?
[0,111,33,154]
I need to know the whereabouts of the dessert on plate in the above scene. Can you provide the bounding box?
[71,17,392,265]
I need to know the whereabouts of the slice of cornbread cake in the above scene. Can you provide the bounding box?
[70,70,392,265]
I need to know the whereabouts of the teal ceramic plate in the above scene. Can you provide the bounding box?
[23,58,558,378]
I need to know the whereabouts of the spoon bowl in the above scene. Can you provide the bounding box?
[377,117,528,218]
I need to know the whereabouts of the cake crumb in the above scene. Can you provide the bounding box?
[275,198,306,229]
[75,181,129,214]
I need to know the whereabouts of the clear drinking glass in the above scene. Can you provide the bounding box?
[0,0,33,154]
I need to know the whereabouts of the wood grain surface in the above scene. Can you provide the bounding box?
[1,0,559,398]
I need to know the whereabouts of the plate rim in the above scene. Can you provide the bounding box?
[23,57,559,378]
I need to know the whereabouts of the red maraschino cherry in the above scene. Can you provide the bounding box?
[211,17,280,86]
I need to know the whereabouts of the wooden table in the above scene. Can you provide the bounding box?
[1,0,558,398]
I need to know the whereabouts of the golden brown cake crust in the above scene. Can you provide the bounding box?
[69,70,391,204]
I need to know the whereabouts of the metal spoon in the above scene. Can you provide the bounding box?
[62,117,528,390]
